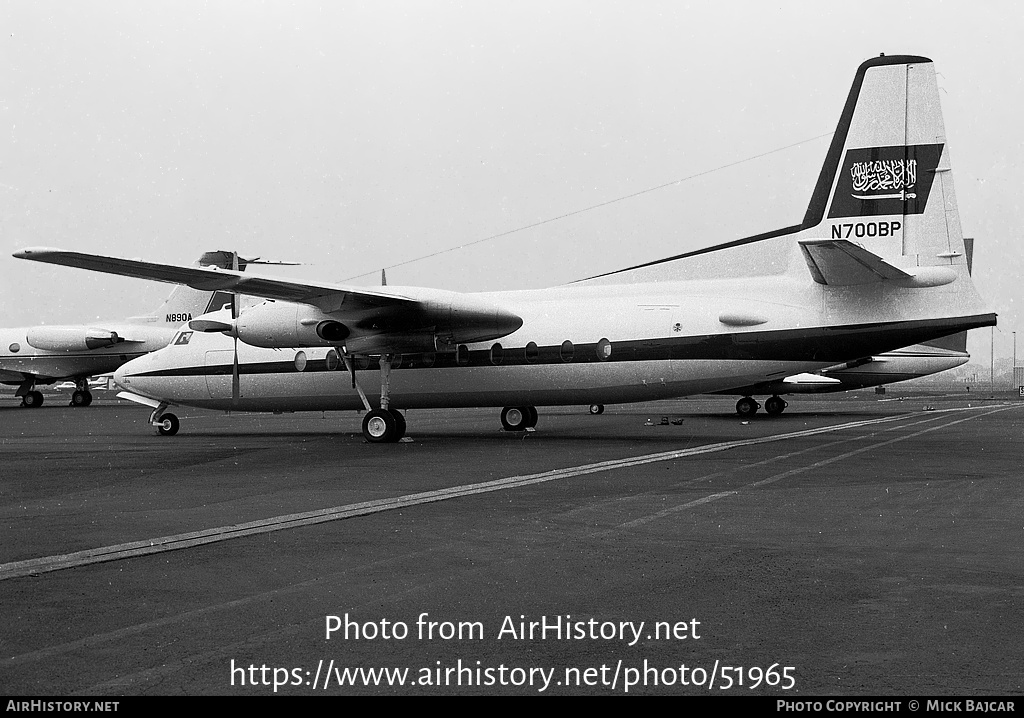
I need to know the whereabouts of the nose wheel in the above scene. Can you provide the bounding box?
[155,413,179,436]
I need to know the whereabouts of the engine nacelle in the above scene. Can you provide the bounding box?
[235,302,344,348]
[26,326,124,352]
[233,292,523,352]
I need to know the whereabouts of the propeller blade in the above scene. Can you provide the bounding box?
[232,336,240,405]
[231,251,240,405]
[189,319,234,333]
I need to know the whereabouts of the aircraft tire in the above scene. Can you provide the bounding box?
[500,406,530,431]
[363,409,398,443]
[736,397,759,417]
[156,413,180,436]
[391,409,407,440]
[589,403,604,415]
[22,391,44,409]
[71,390,91,407]
[764,396,788,416]
[525,406,539,428]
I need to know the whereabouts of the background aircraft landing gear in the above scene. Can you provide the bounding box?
[21,390,44,408]
[735,396,759,417]
[362,408,405,443]
[70,390,93,407]
[155,413,179,436]
[589,403,605,415]
[764,396,788,416]
[501,406,538,431]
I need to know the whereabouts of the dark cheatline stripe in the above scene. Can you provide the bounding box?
[129,313,995,380]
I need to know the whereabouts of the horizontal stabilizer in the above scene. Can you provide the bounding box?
[799,240,912,286]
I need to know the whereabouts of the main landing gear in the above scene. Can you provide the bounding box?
[343,349,541,442]
[17,378,44,408]
[340,350,409,443]
[70,378,93,407]
[362,407,407,443]
[500,406,538,432]
[20,390,44,408]
[735,395,788,417]
[764,395,788,416]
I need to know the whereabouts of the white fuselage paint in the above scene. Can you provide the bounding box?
[114,259,988,413]
[0,322,179,385]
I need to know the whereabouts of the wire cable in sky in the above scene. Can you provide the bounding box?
[343,131,835,281]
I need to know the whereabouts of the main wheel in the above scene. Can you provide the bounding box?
[156,413,179,436]
[22,391,44,408]
[363,408,398,443]
[391,409,407,440]
[736,396,759,417]
[589,404,605,415]
[525,406,538,428]
[764,396,788,416]
[500,406,530,431]
[71,390,92,407]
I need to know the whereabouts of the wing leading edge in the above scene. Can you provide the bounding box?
[13,247,524,353]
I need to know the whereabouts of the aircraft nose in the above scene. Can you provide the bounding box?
[112,362,131,390]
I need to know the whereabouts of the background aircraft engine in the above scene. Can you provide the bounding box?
[25,326,124,351]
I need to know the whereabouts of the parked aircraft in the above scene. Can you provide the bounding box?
[0,251,243,407]
[715,238,980,416]
[16,55,995,440]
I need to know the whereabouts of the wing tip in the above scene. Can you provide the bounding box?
[12,246,65,259]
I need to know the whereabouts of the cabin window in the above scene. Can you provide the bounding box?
[456,344,470,366]
[490,343,504,365]
[8,343,19,353]
[294,351,307,372]
[560,340,574,362]
[325,349,341,371]
[596,338,612,361]
[525,342,539,364]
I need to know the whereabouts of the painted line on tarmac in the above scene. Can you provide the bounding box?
[0,406,1010,582]
[616,405,1014,529]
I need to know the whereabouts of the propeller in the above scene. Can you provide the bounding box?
[230,252,240,405]
[189,250,304,405]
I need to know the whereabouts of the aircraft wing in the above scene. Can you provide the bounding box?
[14,247,524,352]
[13,247,404,313]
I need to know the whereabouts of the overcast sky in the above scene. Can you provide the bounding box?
[2,1,1021,363]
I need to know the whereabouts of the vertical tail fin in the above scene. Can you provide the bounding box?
[143,251,244,324]
[804,55,966,271]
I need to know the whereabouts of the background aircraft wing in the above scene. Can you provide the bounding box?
[14,247,412,313]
